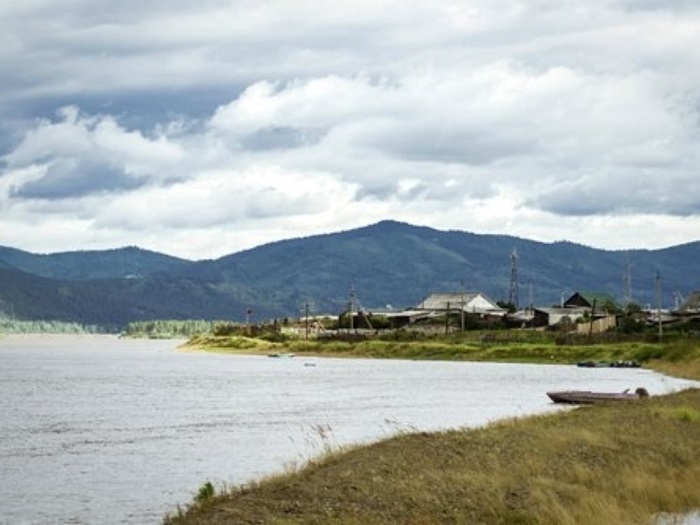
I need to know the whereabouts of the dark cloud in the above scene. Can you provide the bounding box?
[239,127,325,151]
[380,128,535,166]
[356,183,399,201]
[12,159,145,199]
[533,188,621,217]
[3,87,243,136]
[533,171,700,217]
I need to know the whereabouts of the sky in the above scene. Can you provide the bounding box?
[1,1,700,260]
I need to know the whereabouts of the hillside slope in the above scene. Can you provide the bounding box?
[1,220,698,327]
[0,245,190,281]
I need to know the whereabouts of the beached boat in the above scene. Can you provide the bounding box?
[576,360,610,368]
[267,352,295,358]
[577,360,641,368]
[609,360,641,368]
[547,387,649,404]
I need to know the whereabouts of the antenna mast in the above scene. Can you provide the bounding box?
[622,254,632,307]
[508,249,519,310]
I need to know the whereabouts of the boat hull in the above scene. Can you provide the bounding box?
[547,388,648,404]
[577,360,641,368]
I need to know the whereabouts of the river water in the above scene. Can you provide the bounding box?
[0,335,697,524]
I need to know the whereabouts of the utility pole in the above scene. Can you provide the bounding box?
[528,277,535,327]
[245,307,252,336]
[460,279,466,331]
[348,285,355,332]
[588,299,596,339]
[445,301,451,334]
[304,302,309,340]
[656,271,663,342]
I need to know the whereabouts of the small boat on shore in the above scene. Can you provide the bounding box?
[576,360,609,368]
[610,360,641,368]
[547,387,649,404]
[577,360,641,368]
[267,352,295,358]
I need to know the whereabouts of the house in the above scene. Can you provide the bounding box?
[383,309,437,329]
[563,292,620,312]
[416,292,507,317]
[532,307,589,329]
[504,308,535,328]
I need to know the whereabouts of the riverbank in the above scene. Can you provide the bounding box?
[165,387,700,525]
[184,332,700,380]
[167,335,700,524]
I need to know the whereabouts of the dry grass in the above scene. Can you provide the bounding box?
[165,388,700,525]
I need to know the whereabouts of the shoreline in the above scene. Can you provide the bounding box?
[165,387,700,525]
[165,334,700,524]
[181,333,700,379]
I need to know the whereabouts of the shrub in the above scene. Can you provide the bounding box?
[194,481,215,505]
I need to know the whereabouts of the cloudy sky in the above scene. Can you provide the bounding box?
[2,1,699,260]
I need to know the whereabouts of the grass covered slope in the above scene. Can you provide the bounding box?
[166,388,700,525]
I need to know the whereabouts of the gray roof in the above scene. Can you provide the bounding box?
[418,292,479,309]
[416,292,505,314]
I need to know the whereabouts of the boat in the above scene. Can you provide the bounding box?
[610,360,641,368]
[577,360,641,368]
[267,352,295,358]
[577,360,610,368]
[547,387,649,404]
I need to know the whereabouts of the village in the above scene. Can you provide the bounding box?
[284,289,700,338]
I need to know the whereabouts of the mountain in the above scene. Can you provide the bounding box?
[0,245,190,280]
[1,220,698,328]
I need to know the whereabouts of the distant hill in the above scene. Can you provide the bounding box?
[0,245,190,280]
[1,220,698,329]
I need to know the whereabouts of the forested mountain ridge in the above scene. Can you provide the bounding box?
[1,220,698,329]
[0,245,190,280]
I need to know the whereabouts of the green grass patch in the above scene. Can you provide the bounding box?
[663,339,700,362]
[187,332,679,367]
[654,406,700,423]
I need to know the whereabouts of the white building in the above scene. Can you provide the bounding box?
[416,292,507,317]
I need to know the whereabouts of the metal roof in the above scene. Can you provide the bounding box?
[416,292,506,314]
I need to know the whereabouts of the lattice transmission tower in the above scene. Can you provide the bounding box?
[508,249,519,310]
[622,254,633,307]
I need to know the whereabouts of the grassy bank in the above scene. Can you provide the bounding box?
[166,388,700,525]
[168,334,700,524]
[184,332,700,373]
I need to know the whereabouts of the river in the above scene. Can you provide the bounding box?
[0,335,697,524]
